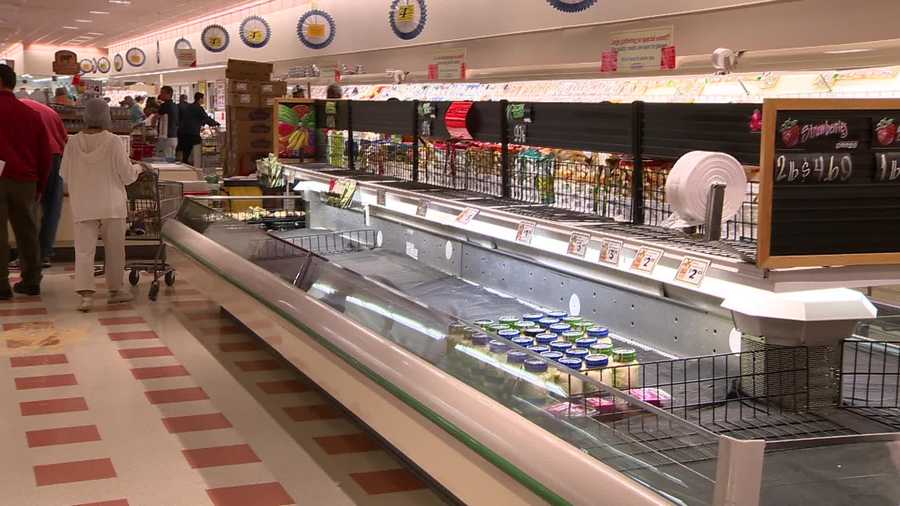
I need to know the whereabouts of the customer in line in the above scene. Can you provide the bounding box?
[176,94,191,160]
[179,92,220,164]
[143,96,159,116]
[0,64,50,299]
[61,98,145,311]
[54,87,73,106]
[122,95,145,127]
[20,97,68,267]
[156,86,179,160]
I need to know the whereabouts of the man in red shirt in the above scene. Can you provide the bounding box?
[21,98,68,267]
[0,64,49,298]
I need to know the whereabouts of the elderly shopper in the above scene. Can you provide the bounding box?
[60,98,147,311]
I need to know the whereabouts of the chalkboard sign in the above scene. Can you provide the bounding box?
[758,99,900,268]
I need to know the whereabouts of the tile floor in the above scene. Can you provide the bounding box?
[0,266,452,506]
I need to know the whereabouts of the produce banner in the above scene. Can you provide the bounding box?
[276,99,316,160]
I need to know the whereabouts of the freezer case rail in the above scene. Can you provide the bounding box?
[840,339,900,430]
[251,229,378,260]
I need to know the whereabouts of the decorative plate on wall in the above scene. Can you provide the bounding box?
[389,0,427,40]
[201,24,230,53]
[546,0,597,12]
[79,59,95,73]
[174,38,192,55]
[240,15,271,48]
[297,9,335,50]
[96,57,111,73]
[125,47,146,67]
[113,54,124,72]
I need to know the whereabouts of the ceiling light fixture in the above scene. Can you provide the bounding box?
[824,48,872,55]
[62,26,79,29]
[74,19,93,23]
[88,10,110,14]
[108,0,132,4]
[86,32,104,36]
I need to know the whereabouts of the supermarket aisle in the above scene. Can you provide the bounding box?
[0,266,451,506]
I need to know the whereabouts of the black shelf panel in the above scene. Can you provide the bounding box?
[506,102,633,153]
[643,103,762,164]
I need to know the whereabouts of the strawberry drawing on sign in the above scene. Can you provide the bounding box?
[781,118,800,147]
[876,118,898,147]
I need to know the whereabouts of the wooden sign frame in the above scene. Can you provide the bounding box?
[758,98,900,268]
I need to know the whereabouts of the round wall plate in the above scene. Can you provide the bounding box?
[240,15,271,48]
[297,9,336,50]
[79,59,95,74]
[201,24,230,53]
[113,54,124,72]
[546,0,597,12]
[389,0,427,40]
[96,57,111,73]
[125,47,145,67]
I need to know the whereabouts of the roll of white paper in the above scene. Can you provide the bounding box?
[665,151,747,226]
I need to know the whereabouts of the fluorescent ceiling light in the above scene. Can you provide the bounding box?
[74,19,93,23]
[62,26,79,29]
[89,10,109,14]
[108,0,131,4]
[86,32,104,36]
[824,48,872,55]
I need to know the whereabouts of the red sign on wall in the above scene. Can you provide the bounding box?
[601,50,618,73]
[661,45,676,70]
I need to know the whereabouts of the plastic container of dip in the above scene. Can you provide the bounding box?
[559,357,583,371]
[524,358,549,373]
[514,320,537,330]
[576,320,596,332]
[447,323,467,347]
[540,351,565,362]
[470,333,490,347]
[511,336,534,348]
[549,341,573,353]
[537,317,560,328]
[589,342,614,357]
[612,348,640,389]
[522,359,550,398]
[546,310,568,319]
[587,326,613,346]
[498,316,519,327]
[524,327,544,339]
[562,330,583,343]
[565,347,590,361]
[576,336,598,350]
[548,323,571,335]
[522,313,544,322]
[474,319,495,330]
[584,354,614,385]
[561,316,583,327]
[497,329,521,341]
[488,339,511,358]
[535,333,558,346]
[488,324,510,334]
[507,350,528,365]
[528,345,551,354]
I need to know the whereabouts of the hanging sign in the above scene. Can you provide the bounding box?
[240,15,272,48]
[445,101,474,139]
[608,26,675,73]
[125,48,146,67]
[598,239,623,266]
[428,48,466,80]
[96,57,111,74]
[176,48,197,68]
[546,0,597,12]
[675,257,711,286]
[79,59,95,74]
[389,0,427,40]
[297,9,336,50]
[201,25,230,53]
[52,50,79,75]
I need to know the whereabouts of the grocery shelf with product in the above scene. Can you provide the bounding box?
[163,91,900,505]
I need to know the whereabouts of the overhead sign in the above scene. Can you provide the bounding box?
[608,26,675,73]
[52,50,79,75]
[176,48,197,68]
[428,48,466,80]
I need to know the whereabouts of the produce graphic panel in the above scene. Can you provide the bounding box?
[275,99,316,160]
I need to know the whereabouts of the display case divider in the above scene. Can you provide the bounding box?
[500,100,511,199]
[412,99,420,182]
[631,101,645,225]
[347,100,355,171]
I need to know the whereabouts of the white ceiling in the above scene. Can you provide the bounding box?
[0,0,256,50]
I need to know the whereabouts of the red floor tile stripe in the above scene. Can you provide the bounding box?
[219,341,262,352]
[73,500,129,506]
[118,346,173,359]
[182,444,262,469]
[26,425,101,448]
[130,365,189,380]
[3,321,53,331]
[99,316,146,326]
[108,330,158,341]
[313,433,380,455]
[15,373,77,390]
[206,482,293,506]
[20,397,89,416]
[10,353,68,367]
[34,458,117,486]
[0,307,48,317]
[349,468,428,495]
[258,380,308,394]
[162,413,232,433]
[145,387,209,405]
[234,359,282,372]
[283,404,343,422]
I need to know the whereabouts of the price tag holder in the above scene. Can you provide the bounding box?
[598,239,623,266]
[416,199,428,217]
[630,247,663,274]
[567,232,590,258]
[456,207,479,225]
[376,189,386,206]
[675,257,711,286]
[516,221,535,244]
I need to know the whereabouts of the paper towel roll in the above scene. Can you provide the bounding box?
[664,151,747,226]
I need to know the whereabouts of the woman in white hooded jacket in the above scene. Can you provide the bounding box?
[61,98,145,311]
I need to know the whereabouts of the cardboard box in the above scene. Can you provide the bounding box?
[225,59,273,80]
[232,136,274,152]
[231,120,273,140]
[228,92,258,108]
[228,80,254,93]
[259,96,280,108]
[229,108,272,122]
[258,81,287,97]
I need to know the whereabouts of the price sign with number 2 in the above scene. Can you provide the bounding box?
[630,247,663,273]
[675,257,711,286]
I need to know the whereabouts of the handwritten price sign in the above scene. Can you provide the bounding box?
[456,207,479,225]
[516,221,535,244]
[416,199,428,217]
[675,257,711,286]
[630,247,663,274]
[567,232,591,258]
[598,239,623,266]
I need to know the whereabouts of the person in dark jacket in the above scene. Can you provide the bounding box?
[179,92,219,164]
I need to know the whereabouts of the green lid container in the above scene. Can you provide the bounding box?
[613,348,638,363]
[590,342,614,356]
[498,316,519,326]
[474,319,495,330]
[562,316,583,326]
[488,324,510,334]
[514,320,537,330]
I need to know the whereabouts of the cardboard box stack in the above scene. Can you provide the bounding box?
[224,59,288,176]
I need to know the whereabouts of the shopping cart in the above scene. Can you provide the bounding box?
[125,170,183,300]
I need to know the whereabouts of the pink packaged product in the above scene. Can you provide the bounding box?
[546,401,598,419]
[626,387,672,407]
[584,397,617,415]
